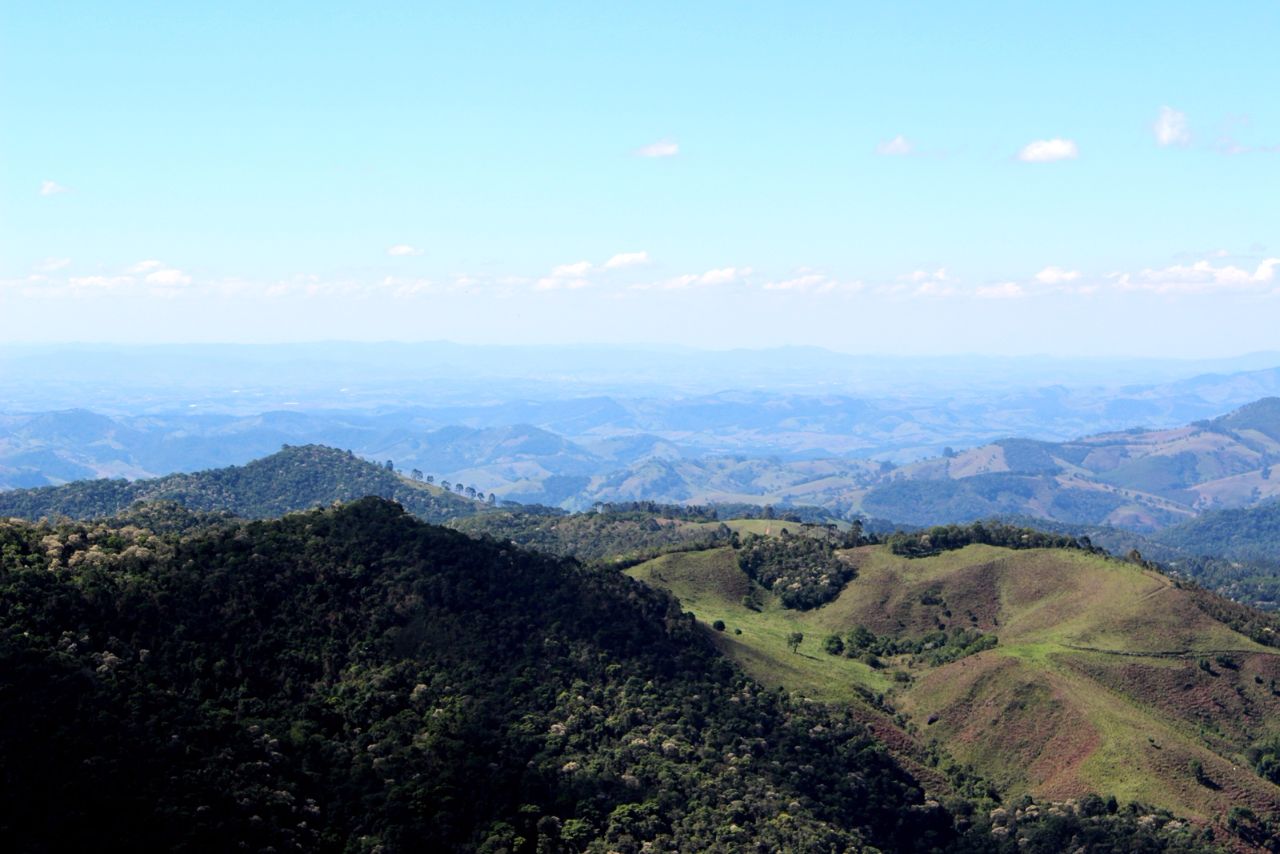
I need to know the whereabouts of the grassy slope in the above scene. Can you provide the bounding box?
[629,542,1280,828]
[719,518,809,537]
[626,548,891,703]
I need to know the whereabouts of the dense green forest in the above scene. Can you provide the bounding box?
[0,500,1213,852]
[736,528,862,610]
[885,521,1089,558]
[1158,501,1280,565]
[451,507,734,564]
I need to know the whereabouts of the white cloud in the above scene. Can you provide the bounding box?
[635,266,749,291]
[1034,266,1081,285]
[1115,257,1280,294]
[876,135,913,156]
[532,254,654,290]
[551,260,593,278]
[145,268,193,286]
[763,274,828,291]
[1153,106,1190,147]
[67,275,134,291]
[975,282,1024,299]
[1017,138,1078,162]
[382,276,440,298]
[762,273,861,294]
[913,281,957,298]
[603,251,649,269]
[35,258,71,272]
[885,268,956,298]
[535,277,591,291]
[387,244,423,256]
[900,267,949,283]
[635,139,679,158]
[128,259,165,273]
[535,260,594,291]
[698,267,741,285]
[40,180,69,196]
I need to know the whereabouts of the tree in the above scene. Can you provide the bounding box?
[465,486,477,499]
[425,475,434,484]
[441,480,452,491]
[846,625,875,650]
[822,634,845,656]
[487,493,497,505]
[454,482,464,494]
[410,469,424,482]
[786,632,804,653]
[384,460,395,471]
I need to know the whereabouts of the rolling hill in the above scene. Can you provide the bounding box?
[628,535,1280,844]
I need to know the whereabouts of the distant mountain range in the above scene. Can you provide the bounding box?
[3,390,1280,534]
[573,397,1280,530]
[848,397,1280,530]
[4,352,1280,483]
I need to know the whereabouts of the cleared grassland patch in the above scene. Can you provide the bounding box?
[627,549,891,702]
[721,518,808,537]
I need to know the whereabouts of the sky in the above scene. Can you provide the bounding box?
[3,1,1279,355]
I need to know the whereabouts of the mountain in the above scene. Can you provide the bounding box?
[626,529,1280,845]
[0,444,483,523]
[0,499,1200,852]
[5,354,1280,497]
[571,397,1280,531]
[846,398,1280,531]
[370,424,605,505]
[5,396,1280,535]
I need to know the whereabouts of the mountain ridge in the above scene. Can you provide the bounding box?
[0,443,483,523]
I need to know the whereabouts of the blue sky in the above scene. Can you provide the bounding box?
[3,2,1279,355]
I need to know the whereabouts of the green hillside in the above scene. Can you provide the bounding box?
[0,500,1213,852]
[0,444,482,524]
[629,540,1280,845]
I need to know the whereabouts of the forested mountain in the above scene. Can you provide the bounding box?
[0,499,1212,852]
[0,444,482,523]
